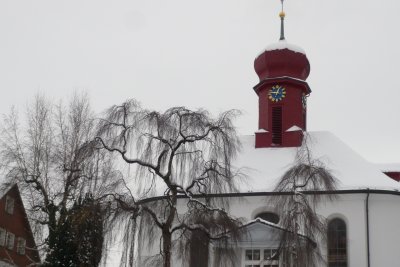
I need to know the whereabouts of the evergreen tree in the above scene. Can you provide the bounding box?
[44,194,105,267]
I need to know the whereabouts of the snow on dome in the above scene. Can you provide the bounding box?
[235,131,400,193]
[254,40,310,81]
[256,40,306,58]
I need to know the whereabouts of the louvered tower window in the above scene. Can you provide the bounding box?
[272,106,282,145]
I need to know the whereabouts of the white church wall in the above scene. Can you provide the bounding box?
[317,193,368,267]
[368,193,400,266]
[135,192,400,267]
[229,194,368,267]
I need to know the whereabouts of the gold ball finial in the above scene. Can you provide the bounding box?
[279,11,286,18]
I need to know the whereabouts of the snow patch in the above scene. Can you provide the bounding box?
[285,125,303,132]
[374,163,400,172]
[255,129,269,133]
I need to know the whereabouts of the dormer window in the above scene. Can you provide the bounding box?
[5,196,14,215]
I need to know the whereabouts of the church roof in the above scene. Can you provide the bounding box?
[235,131,400,193]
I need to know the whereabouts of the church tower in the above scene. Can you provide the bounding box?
[254,2,311,148]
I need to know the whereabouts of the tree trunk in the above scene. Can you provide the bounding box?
[162,192,177,267]
[162,230,172,267]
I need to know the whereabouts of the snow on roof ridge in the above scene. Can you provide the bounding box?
[0,183,16,199]
[374,163,400,172]
[255,129,269,133]
[256,40,306,58]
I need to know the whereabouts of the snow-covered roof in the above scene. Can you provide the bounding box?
[235,131,400,192]
[257,40,306,58]
[374,163,400,172]
[0,176,11,199]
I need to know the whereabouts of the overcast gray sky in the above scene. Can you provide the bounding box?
[1,0,399,163]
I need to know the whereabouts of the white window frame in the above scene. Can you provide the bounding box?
[16,237,26,255]
[243,247,280,267]
[5,232,15,250]
[0,228,6,246]
[5,196,14,215]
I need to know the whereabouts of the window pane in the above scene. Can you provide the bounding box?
[6,232,14,250]
[0,228,6,246]
[271,249,278,260]
[253,250,260,260]
[16,237,26,255]
[245,250,253,260]
[5,196,14,215]
[328,218,347,266]
[264,249,271,259]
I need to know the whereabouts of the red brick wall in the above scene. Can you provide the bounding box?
[0,185,40,266]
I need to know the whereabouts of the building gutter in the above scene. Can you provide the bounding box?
[366,190,371,267]
[136,188,400,204]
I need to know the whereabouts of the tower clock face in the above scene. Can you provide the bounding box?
[268,85,286,102]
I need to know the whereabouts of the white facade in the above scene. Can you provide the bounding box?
[136,132,400,267]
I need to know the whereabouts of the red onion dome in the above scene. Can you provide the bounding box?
[254,40,310,81]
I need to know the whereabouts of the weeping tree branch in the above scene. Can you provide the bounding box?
[272,133,338,267]
[96,100,244,267]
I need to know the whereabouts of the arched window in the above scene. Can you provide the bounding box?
[328,218,347,267]
[255,212,280,224]
[189,230,209,267]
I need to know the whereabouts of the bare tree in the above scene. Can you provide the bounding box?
[0,94,119,266]
[96,100,244,267]
[273,134,338,267]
